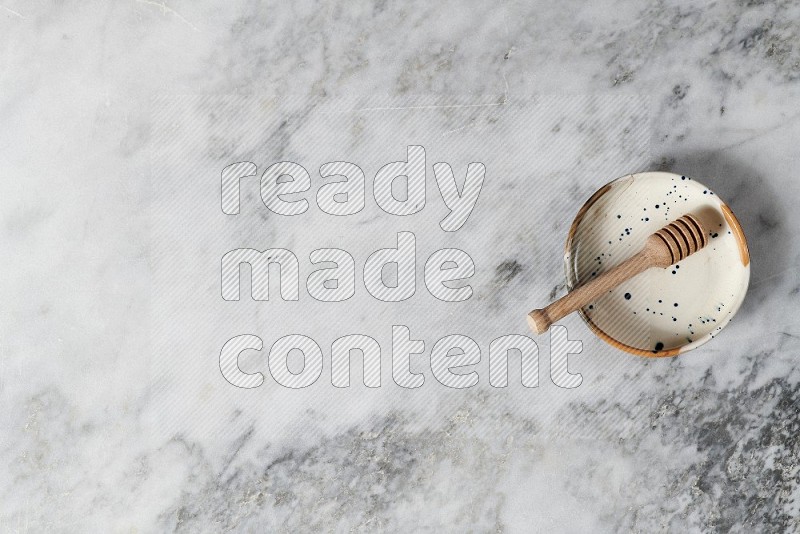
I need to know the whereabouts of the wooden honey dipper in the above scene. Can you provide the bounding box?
[528,214,709,334]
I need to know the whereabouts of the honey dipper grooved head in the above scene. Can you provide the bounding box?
[653,214,708,264]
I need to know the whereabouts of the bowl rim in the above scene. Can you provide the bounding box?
[563,171,750,358]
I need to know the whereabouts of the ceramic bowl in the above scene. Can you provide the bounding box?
[565,172,750,357]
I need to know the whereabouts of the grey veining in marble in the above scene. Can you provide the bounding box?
[1,1,799,532]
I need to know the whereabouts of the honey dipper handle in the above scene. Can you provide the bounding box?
[527,247,656,335]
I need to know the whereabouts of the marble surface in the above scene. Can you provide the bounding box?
[2,1,800,532]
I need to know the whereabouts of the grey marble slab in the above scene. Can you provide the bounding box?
[1,1,799,532]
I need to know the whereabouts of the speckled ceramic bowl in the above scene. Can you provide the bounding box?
[565,172,750,357]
